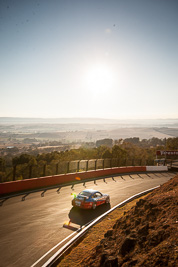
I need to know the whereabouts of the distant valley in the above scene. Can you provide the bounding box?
[0,117,178,143]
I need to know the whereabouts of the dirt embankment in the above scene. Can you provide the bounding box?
[58,176,178,267]
[82,176,178,267]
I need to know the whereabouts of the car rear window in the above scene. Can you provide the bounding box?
[79,191,92,197]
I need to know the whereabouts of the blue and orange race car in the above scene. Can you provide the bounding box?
[72,189,110,209]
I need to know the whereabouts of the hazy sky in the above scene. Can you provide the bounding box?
[0,0,178,119]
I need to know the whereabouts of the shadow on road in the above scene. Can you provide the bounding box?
[0,198,9,206]
[68,203,111,227]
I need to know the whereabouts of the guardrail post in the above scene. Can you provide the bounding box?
[43,164,46,177]
[95,160,97,170]
[13,165,16,181]
[77,161,80,172]
[66,161,70,173]
[86,160,88,171]
[56,163,59,175]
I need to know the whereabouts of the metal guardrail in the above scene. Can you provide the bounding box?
[1,158,154,182]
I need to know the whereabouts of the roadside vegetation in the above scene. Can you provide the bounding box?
[0,137,177,183]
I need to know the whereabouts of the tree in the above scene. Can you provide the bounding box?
[96,146,109,158]
[0,157,5,171]
[96,139,113,148]
[12,154,33,166]
[124,137,140,145]
[166,137,178,150]
[112,145,127,158]
[102,149,112,159]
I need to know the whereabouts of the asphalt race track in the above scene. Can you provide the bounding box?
[0,171,177,267]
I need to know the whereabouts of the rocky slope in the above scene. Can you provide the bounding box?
[82,176,178,267]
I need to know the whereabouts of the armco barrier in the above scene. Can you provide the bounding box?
[1,165,168,196]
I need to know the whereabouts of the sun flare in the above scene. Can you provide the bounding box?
[84,63,114,94]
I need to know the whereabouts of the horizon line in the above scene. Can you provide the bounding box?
[0,116,178,121]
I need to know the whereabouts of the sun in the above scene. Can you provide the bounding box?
[84,63,114,94]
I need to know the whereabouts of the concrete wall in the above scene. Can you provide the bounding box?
[0,165,167,196]
[146,166,168,172]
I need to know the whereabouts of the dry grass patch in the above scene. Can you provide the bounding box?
[57,196,147,267]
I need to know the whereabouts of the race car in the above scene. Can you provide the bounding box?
[72,189,110,209]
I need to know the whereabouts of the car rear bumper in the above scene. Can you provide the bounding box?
[72,200,93,209]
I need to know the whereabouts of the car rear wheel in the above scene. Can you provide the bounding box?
[92,202,97,209]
